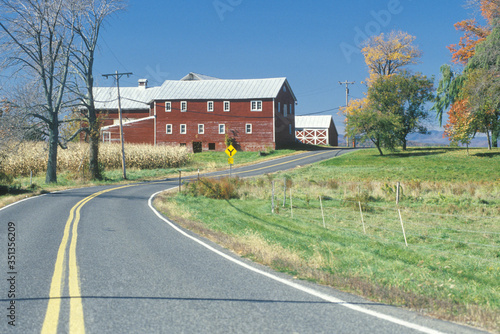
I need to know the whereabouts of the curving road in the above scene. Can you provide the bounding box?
[0,149,486,333]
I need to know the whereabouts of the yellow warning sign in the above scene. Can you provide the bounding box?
[225,145,237,157]
[228,157,234,165]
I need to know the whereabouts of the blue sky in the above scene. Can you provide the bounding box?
[94,0,477,133]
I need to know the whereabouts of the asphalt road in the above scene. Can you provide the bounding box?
[0,149,487,333]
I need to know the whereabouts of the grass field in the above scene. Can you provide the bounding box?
[155,147,500,332]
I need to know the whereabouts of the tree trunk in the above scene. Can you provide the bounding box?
[402,138,407,151]
[371,138,384,156]
[486,129,492,150]
[46,119,58,184]
[371,137,384,156]
[89,131,101,180]
[88,109,102,180]
[492,126,499,148]
[376,144,384,156]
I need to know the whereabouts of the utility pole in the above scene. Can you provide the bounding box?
[339,80,355,148]
[102,71,133,180]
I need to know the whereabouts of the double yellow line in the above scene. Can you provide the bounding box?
[41,185,133,334]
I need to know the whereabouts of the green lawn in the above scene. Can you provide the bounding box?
[319,147,500,182]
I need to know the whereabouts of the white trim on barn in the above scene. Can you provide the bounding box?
[296,128,329,145]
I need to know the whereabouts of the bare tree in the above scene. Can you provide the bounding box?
[0,83,48,179]
[0,98,23,171]
[68,0,126,180]
[0,0,77,183]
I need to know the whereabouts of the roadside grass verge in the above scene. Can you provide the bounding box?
[154,147,500,332]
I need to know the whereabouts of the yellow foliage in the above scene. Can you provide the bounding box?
[361,30,422,81]
[340,97,369,117]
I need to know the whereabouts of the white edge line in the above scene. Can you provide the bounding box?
[148,189,446,334]
[0,193,48,213]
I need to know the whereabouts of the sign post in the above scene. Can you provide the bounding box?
[225,145,237,177]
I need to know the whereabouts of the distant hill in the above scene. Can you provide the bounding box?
[408,131,489,147]
[337,131,490,148]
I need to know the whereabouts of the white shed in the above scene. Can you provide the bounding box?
[295,116,338,146]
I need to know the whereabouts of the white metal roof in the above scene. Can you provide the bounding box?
[93,86,159,110]
[295,115,333,129]
[93,75,296,110]
[152,77,294,101]
[180,72,220,81]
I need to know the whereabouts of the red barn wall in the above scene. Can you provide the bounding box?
[154,99,275,152]
[274,86,296,148]
[101,117,154,144]
[99,110,151,127]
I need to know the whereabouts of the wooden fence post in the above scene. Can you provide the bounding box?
[359,201,366,234]
[398,208,408,247]
[319,196,326,228]
[396,182,400,205]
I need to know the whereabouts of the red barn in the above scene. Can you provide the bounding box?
[94,73,297,152]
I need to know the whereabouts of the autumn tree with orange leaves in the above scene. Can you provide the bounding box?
[444,99,475,150]
[448,0,500,64]
[435,0,500,148]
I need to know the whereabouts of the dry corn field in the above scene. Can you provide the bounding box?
[0,142,192,177]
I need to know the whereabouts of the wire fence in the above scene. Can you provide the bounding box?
[266,179,500,265]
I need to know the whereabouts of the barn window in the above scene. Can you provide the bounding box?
[246,123,252,134]
[166,124,172,134]
[219,124,225,134]
[181,101,187,112]
[208,143,216,150]
[251,100,262,111]
[289,124,292,134]
[207,101,214,112]
[180,124,186,134]
[180,143,186,147]
[224,101,230,112]
[165,101,171,112]
[284,104,287,117]
[198,124,204,134]
[278,102,281,113]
